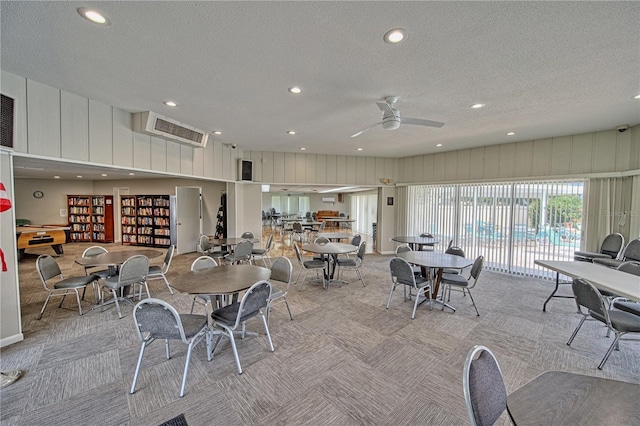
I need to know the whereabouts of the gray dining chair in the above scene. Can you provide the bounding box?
[593,238,640,268]
[574,233,624,262]
[252,233,273,267]
[567,278,640,369]
[335,241,366,286]
[35,254,99,319]
[101,255,150,319]
[419,233,435,251]
[146,244,175,294]
[395,244,422,277]
[611,261,640,317]
[440,255,483,316]
[293,243,327,291]
[131,298,210,397]
[209,280,275,374]
[387,257,432,319]
[189,256,220,315]
[225,240,253,264]
[463,345,515,426]
[443,245,466,275]
[80,245,112,301]
[199,234,228,262]
[266,256,294,324]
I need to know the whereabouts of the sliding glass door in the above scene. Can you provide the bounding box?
[406,181,584,277]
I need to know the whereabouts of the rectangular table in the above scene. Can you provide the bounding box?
[535,259,640,311]
[508,371,640,425]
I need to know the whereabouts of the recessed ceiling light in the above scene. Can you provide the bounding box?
[129,172,135,176]
[213,131,222,135]
[101,173,108,177]
[76,175,83,178]
[164,101,177,107]
[287,131,296,135]
[356,148,364,151]
[54,176,60,179]
[384,28,407,44]
[506,132,516,136]
[288,87,302,94]
[299,147,306,151]
[436,144,443,147]
[77,7,111,26]
[470,103,486,109]
[635,94,640,99]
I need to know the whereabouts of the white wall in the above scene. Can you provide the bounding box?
[14,179,93,225]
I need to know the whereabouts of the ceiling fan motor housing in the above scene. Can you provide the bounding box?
[382,108,401,130]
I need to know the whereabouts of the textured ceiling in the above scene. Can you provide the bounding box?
[2,1,639,162]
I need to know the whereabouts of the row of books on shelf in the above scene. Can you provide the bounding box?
[68,197,90,206]
[69,215,91,223]
[122,234,170,246]
[69,207,89,214]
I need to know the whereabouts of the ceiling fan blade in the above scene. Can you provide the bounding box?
[351,122,382,138]
[402,117,445,128]
[376,102,394,115]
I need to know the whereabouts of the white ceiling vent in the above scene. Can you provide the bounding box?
[133,111,208,148]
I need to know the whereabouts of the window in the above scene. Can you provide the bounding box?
[351,193,377,235]
[406,181,584,277]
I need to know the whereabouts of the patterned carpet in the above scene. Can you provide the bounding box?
[2,239,638,425]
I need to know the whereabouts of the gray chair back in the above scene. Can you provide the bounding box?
[264,233,274,250]
[350,234,362,246]
[390,257,416,286]
[82,245,107,257]
[572,278,610,325]
[463,345,512,426]
[199,235,211,253]
[36,254,63,286]
[601,233,624,258]
[617,261,640,276]
[118,255,149,287]
[162,245,175,269]
[419,233,434,238]
[293,243,304,265]
[241,231,254,239]
[357,241,366,262]
[133,298,188,342]
[446,246,466,257]
[395,244,412,254]
[270,257,293,289]
[469,256,484,284]
[233,280,272,328]
[233,240,254,259]
[621,238,640,262]
[314,236,330,244]
[293,222,303,232]
[191,256,218,271]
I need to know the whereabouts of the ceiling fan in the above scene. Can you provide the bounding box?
[351,96,445,138]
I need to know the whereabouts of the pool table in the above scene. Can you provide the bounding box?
[16,225,69,260]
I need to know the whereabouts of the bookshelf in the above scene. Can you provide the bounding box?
[121,195,172,248]
[67,195,114,242]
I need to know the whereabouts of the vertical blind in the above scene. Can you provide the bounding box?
[405,180,584,278]
[351,193,378,235]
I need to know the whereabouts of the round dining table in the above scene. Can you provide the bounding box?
[74,249,163,269]
[208,237,259,247]
[171,264,271,297]
[392,236,440,251]
[301,242,357,282]
[316,232,352,242]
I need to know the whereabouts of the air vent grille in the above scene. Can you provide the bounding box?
[154,118,204,144]
[1,94,15,148]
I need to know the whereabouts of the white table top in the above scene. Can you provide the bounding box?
[75,249,162,267]
[302,242,357,255]
[535,260,640,302]
[316,232,352,241]
[397,251,473,269]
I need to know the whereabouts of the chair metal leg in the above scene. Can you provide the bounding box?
[598,332,624,370]
[112,288,122,319]
[284,298,293,320]
[227,331,242,375]
[74,289,83,316]
[567,315,587,346]
[386,284,397,309]
[260,313,275,352]
[165,339,171,359]
[162,275,174,294]
[180,342,195,397]
[467,289,480,316]
[130,340,148,394]
[38,292,54,320]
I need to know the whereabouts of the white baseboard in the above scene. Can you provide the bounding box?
[0,333,24,348]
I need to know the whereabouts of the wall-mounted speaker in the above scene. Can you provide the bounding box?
[1,94,15,149]
[238,159,253,181]
[337,193,344,203]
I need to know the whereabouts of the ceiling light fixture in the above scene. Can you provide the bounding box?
[54,176,60,179]
[213,131,222,135]
[76,175,82,178]
[299,147,306,151]
[436,144,443,147]
[129,172,135,176]
[101,173,108,177]
[356,148,363,151]
[77,7,111,25]
[635,94,640,99]
[506,132,516,136]
[164,101,177,107]
[288,87,302,94]
[287,131,296,135]
[470,103,486,109]
[384,28,407,44]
